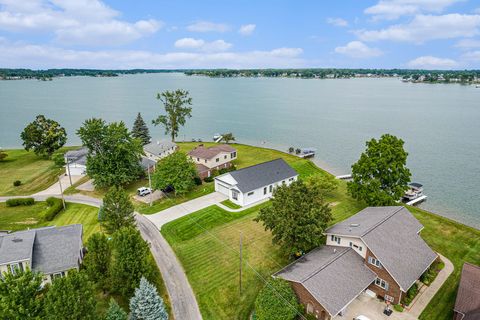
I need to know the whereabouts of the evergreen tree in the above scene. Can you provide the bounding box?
[105,298,127,320]
[0,269,45,320]
[44,270,96,320]
[102,186,135,234]
[129,277,168,320]
[110,227,151,297]
[132,113,151,145]
[83,232,111,291]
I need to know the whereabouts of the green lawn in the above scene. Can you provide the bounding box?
[0,148,74,196]
[221,199,242,209]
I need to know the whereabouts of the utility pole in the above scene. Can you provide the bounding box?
[66,157,73,187]
[148,164,153,207]
[239,232,243,295]
[58,176,66,210]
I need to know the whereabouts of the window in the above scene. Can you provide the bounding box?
[224,155,227,159]
[349,242,353,247]
[231,152,236,158]
[375,277,389,290]
[269,185,273,193]
[368,256,382,268]
[289,177,294,182]
[263,187,267,195]
[232,190,239,200]
[216,158,219,162]
[51,272,66,281]
[9,262,23,274]
[331,235,341,244]
[205,159,207,163]
[247,191,254,196]
[197,157,199,161]
[282,180,286,185]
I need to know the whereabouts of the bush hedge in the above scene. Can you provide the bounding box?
[402,282,419,306]
[254,278,301,320]
[42,197,64,221]
[421,259,445,285]
[393,304,404,312]
[204,176,214,183]
[13,180,21,187]
[193,176,202,186]
[5,198,35,207]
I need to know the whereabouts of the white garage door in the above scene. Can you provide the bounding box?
[215,182,230,196]
[67,166,85,176]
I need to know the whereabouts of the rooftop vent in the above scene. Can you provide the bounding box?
[349,223,360,227]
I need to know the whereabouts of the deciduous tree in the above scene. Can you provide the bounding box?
[110,227,151,297]
[221,133,235,144]
[304,173,338,196]
[20,115,67,158]
[102,186,135,234]
[129,277,168,320]
[132,112,151,146]
[152,152,197,195]
[254,180,332,254]
[44,270,96,320]
[347,134,411,206]
[254,278,300,320]
[83,233,111,291]
[0,150,7,161]
[153,89,192,142]
[77,118,143,188]
[0,269,45,319]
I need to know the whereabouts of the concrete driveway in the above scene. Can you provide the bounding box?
[146,192,228,228]
[33,174,83,196]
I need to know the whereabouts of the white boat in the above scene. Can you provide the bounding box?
[213,133,222,141]
[403,182,424,202]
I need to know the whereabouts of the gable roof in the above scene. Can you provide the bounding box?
[144,140,177,156]
[65,147,88,166]
[454,263,480,319]
[216,158,297,193]
[274,246,376,317]
[326,206,437,291]
[188,144,236,159]
[0,225,83,274]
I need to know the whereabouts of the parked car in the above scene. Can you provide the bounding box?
[137,187,152,197]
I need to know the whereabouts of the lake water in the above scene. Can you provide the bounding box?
[1,73,479,228]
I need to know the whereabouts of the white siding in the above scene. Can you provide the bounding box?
[235,175,298,207]
[191,151,237,169]
[215,180,230,196]
[325,235,367,258]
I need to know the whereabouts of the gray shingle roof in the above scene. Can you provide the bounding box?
[0,225,83,274]
[65,147,88,166]
[140,156,156,170]
[326,206,437,291]
[274,246,376,316]
[0,230,35,264]
[218,158,297,193]
[32,224,83,274]
[144,140,177,156]
[188,144,236,159]
[454,263,480,319]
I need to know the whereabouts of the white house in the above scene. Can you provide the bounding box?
[144,140,177,162]
[215,158,298,207]
[64,147,88,176]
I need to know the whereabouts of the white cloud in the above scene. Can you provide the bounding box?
[0,39,305,69]
[455,39,480,48]
[0,0,162,45]
[357,14,480,43]
[334,41,383,58]
[174,38,232,52]
[326,18,348,27]
[238,24,256,36]
[462,50,480,61]
[407,56,459,69]
[365,0,463,20]
[186,21,230,32]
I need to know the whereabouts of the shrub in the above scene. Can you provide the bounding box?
[402,282,419,306]
[421,259,444,285]
[13,180,21,187]
[52,153,65,166]
[255,278,301,320]
[42,197,63,221]
[204,176,214,183]
[393,304,404,312]
[5,198,35,207]
[193,176,202,186]
[288,147,294,153]
[219,165,237,175]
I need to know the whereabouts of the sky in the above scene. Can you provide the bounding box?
[0,0,480,70]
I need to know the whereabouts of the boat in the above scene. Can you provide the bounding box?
[403,182,424,202]
[476,84,480,88]
[298,148,316,158]
[213,133,222,141]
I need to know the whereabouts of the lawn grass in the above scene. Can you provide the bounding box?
[221,199,242,209]
[0,148,74,196]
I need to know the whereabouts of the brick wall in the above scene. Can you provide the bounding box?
[290,282,331,320]
[365,248,403,304]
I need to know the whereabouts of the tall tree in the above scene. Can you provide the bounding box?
[254,279,300,320]
[129,277,168,320]
[83,233,111,291]
[348,134,411,206]
[132,112,151,145]
[0,269,45,320]
[153,89,192,142]
[221,133,235,144]
[101,186,135,234]
[44,270,96,320]
[20,115,67,158]
[152,152,197,195]
[77,118,143,188]
[254,180,332,254]
[110,227,151,297]
[105,299,128,320]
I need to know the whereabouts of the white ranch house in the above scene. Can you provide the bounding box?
[214,158,298,207]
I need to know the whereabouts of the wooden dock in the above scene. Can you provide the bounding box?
[406,195,427,206]
[336,174,352,180]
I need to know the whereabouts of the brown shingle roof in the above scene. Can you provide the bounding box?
[454,263,480,319]
[188,145,236,160]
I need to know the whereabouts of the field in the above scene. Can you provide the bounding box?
[0,149,73,196]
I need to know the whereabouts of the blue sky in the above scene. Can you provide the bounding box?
[1,0,480,69]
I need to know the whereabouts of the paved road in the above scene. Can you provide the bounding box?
[136,214,202,320]
[147,192,227,228]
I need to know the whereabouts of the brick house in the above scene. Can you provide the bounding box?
[188,144,237,179]
[275,206,438,319]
